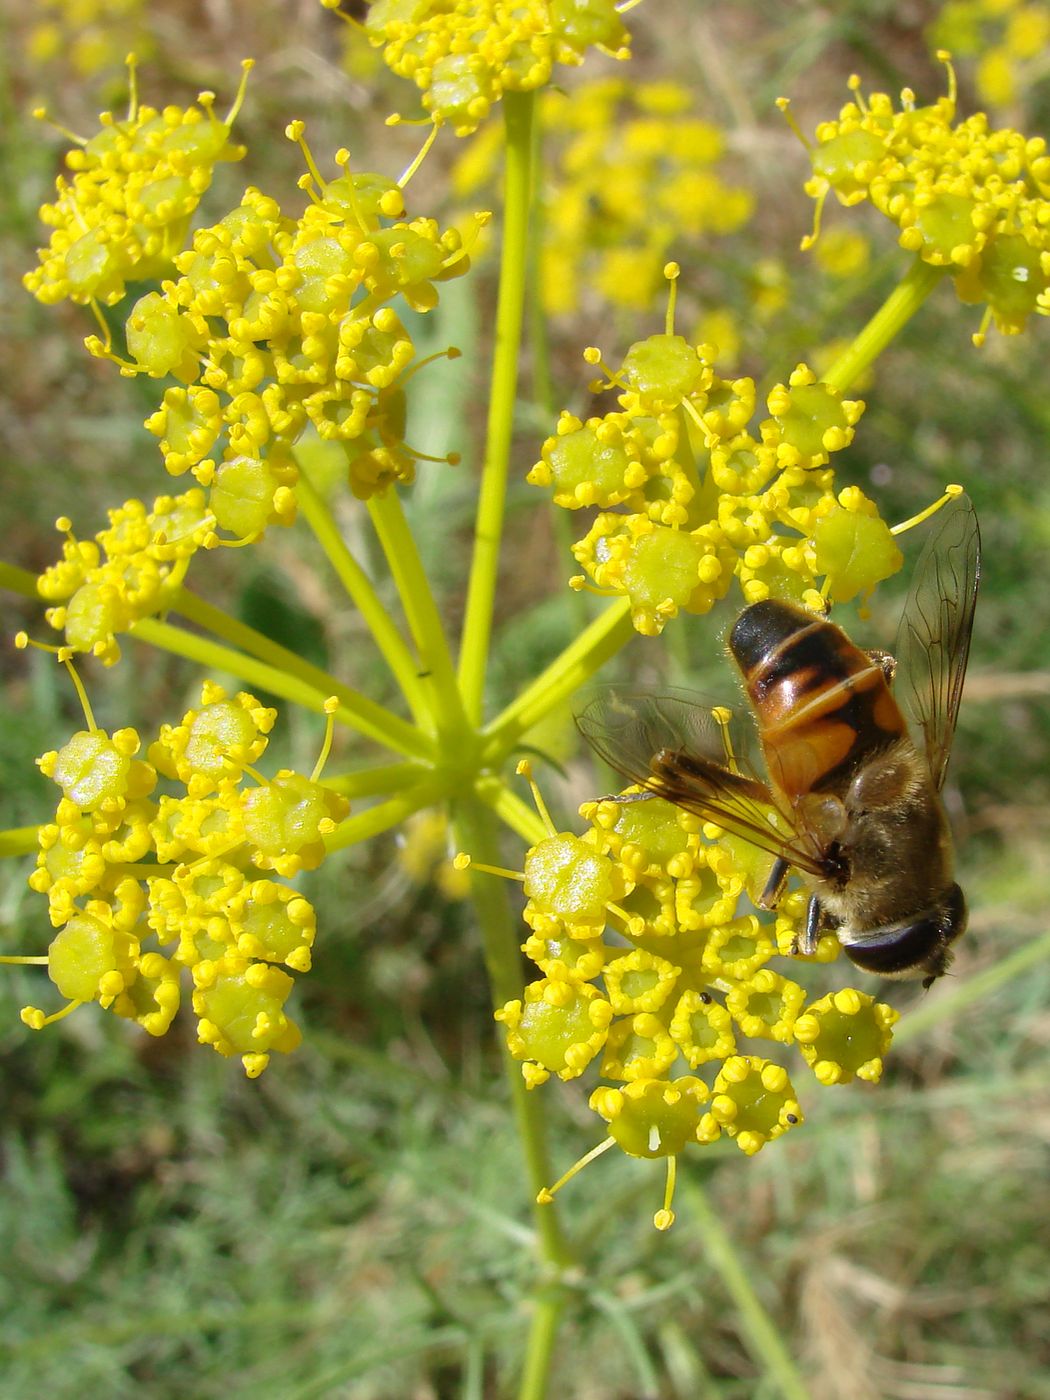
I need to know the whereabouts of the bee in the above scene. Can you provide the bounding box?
[577,493,981,987]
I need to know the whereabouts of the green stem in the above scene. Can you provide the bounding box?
[481,599,633,764]
[130,616,433,761]
[683,1179,812,1400]
[458,90,536,724]
[0,562,39,599]
[294,463,430,726]
[367,488,469,740]
[451,796,574,1400]
[0,826,39,858]
[517,1284,568,1400]
[823,257,947,396]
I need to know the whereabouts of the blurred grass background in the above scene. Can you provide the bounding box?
[1,1,1049,1396]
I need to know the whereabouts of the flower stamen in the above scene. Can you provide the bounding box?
[654,1154,677,1231]
[890,483,964,536]
[22,999,84,1030]
[310,697,340,784]
[453,852,525,883]
[664,262,680,338]
[516,758,557,836]
[536,1135,617,1206]
[398,121,441,189]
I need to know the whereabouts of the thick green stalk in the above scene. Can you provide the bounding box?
[447,98,577,1399]
[458,90,536,724]
[0,562,38,598]
[294,465,430,727]
[451,795,574,1400]
[517,1284,567,1400]
[0,826,39,858]
[367,489,469,740]
[824,257,947,396]
[130,616,433,761]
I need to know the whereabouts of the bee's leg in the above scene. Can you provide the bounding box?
[792,895,825,956]
[601,790,654,805]
[757,856,790,911]
[866,648,897,685]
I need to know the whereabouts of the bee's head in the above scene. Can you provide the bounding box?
[843,883,968,988]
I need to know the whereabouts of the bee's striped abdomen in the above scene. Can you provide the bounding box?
[729,599,907,801]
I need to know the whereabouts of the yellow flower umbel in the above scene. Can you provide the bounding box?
[37,494,211,665]
[114,126,481,516]
[785,54,1050,344]
[26,76,486,661]
[472,765,897,1228]
[529,268,892,634]
[14,650,348,1078]
[24,58,250,308]
[453,77,754,315]
[340,0,633,136]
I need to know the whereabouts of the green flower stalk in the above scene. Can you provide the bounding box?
[2,25,1046,1397]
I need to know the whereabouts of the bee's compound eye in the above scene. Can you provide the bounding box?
[843,884,967,982]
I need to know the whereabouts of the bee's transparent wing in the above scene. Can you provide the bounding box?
[893,493,981,790]
[575,687,826,876]
[576,687,761,780]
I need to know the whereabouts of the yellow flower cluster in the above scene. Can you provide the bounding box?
[23,677,348,1077]
[929,0,1050,108]
[530,315,900,634]
[342,0,632,135]
[37,493,211,665]
[24,62,250,307]
[794,58,1050,342]
[27,75,485,660]
[453,78,754,315]
[117,146,479,513]
[492,786,897,1219]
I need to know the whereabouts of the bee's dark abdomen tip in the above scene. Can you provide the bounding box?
[729,599,810,671]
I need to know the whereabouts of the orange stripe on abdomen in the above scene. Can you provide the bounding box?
[736,606,907,801]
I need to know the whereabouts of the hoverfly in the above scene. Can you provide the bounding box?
[577,493,981,987]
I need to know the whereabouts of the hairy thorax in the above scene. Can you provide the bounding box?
[802,737,955,935]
